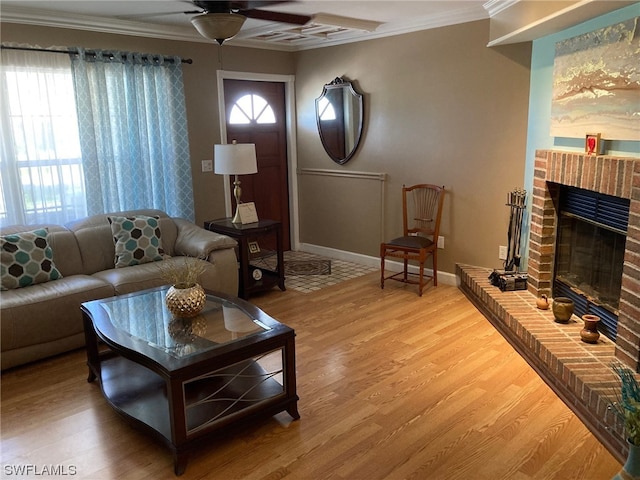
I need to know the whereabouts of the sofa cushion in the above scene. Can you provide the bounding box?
[0,275,114,353]
[66,209,178,275]
[0,224,84,276]
[93,260,171,295]
[108,215,165,268]
[1,228,63,290]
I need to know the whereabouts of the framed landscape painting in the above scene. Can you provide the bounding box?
[550,17,640,141]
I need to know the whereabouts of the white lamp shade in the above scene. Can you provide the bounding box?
[214,143,257,175]
[190,13,246,43]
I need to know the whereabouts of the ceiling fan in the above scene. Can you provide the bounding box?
[183,1,311,44]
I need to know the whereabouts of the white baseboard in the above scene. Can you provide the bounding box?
[297,243,458,286]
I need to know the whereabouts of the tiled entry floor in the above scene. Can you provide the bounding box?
[255,251,378,294]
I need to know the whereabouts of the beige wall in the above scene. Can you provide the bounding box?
[295,20,532,274]
[2,19,531,275]
[1,23,295,228]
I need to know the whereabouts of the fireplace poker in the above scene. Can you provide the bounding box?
[505,188,526,272]
[488,188,528,291]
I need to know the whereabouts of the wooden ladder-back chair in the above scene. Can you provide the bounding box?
[380,184,445,296]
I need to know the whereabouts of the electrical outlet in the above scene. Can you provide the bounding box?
[201,160,213,172]
[499,245,508,260]
[437,236,444,249]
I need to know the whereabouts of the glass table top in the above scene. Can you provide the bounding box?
[97,287,271,358]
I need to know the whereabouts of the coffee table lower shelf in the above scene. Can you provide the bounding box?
[91,352,298,475]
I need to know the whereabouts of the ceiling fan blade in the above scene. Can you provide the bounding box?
[192,1,291,13]
[116,10,201,20]
[242,9,311,25]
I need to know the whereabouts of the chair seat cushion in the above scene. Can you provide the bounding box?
[386,235,433,249]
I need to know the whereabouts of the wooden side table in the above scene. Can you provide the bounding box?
[204,218,286,299]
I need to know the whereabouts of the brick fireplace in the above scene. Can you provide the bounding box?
[457,149,640,463]
[527,149,640,370]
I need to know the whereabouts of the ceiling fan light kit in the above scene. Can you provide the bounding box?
[191,13,246,44]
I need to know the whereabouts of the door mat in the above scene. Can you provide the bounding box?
[284,259,331,276]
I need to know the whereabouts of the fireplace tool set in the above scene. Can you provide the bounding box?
[489,188,528,291]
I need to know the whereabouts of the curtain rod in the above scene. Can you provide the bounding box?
[0,45,193,64]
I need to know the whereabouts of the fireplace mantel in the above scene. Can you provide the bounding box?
[527,149,640,370]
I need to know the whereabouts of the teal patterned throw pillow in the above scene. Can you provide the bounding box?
[108,215,165,268]
[1,228,63,290]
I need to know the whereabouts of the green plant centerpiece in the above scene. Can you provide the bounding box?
[609,363,640,480]
[610,363,640,446]
[159,256,207,318]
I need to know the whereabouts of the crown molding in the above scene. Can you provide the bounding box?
[483,0,521,17]
[0,5,210,44]
[375,4,488,36]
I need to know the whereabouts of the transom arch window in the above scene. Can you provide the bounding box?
[229,94,276,124]
[317,97,336,121]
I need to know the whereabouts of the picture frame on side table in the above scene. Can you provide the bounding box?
[248,241,261,254]
[238,202,259,224]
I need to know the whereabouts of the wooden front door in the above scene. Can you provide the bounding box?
[223,79,290,250]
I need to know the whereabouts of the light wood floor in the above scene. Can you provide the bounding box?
[1,273,622,479]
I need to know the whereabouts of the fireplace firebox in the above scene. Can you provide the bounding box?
[554,186,630,340]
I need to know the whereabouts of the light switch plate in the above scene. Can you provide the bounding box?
[201,160,213,172]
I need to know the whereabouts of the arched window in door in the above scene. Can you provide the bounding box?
[229,94,276,124]
[317,97,337,121]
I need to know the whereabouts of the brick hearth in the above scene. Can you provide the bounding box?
[457,264,626,463]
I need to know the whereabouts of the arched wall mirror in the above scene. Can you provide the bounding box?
[315,77,364,165]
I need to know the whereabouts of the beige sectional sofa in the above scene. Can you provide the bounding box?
[0,209,239,370]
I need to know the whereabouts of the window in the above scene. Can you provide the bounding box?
[229,94,276,124]
[317,97,336,121]
[1,47,194,225]
[1,50,86,226]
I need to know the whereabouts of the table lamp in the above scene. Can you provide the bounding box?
[214,140,257,224]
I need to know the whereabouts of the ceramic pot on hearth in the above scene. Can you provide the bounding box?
[552,297,574,323]
[580,314,600,344]
[536,294,550,310]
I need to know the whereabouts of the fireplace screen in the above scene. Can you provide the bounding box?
[553,186,630,340]
[555,214,626,315]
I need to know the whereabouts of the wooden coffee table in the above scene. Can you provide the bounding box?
[81,286,299,476]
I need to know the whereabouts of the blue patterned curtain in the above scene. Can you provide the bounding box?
[70,49,194,220]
